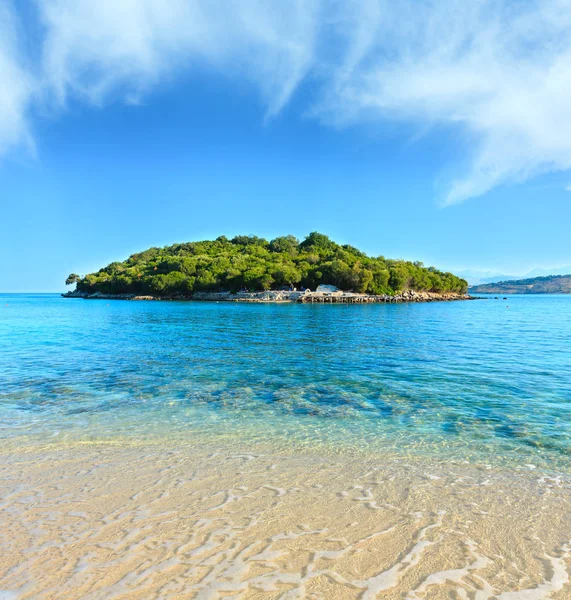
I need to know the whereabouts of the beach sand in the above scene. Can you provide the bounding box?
[1,439,570,599]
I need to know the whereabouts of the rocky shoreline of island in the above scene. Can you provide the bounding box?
[62,289,475,303]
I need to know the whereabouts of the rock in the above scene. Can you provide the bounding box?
[62,289,475,304]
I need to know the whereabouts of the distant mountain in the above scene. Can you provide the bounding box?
[524,265,571,278]
[456,270,519,286]
[458,265,571,286]
[469,274,571,294]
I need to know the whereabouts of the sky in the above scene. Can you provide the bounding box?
[2,0,571,292]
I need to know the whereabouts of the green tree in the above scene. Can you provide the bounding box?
[299,231,337,253]
[272,265,302,287]
[71,233,467,296]
[389,264,409,292]
[270,235,299,254]
[65,273,81,286]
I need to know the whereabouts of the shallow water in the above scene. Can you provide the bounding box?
[1,441,570,599]
[1,294,570,469]
[1,293,571,598]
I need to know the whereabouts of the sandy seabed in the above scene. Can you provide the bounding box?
[1,439,570,600]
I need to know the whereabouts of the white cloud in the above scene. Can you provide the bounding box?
[38,0,319,117]
[3,0,571,203]
[318,0,571,205]
[0,2,35,157]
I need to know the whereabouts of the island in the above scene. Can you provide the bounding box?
[469,274,571,294]
[63,232,470,303]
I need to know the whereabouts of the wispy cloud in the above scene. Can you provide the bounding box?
[38,0,320,117]
[321,0,571,205]
[0,2,35,157]
[2,0,571,204]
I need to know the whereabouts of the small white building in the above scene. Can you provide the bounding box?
[316,284,339,293]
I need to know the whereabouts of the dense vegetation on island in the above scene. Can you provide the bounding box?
[66,232,468,296]
[469,274,571,294]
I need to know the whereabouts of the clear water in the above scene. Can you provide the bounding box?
[1,293,570,470]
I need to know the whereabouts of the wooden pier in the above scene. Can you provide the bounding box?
[300,292,404,304]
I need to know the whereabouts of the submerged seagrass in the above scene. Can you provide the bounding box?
[64,232,468,297]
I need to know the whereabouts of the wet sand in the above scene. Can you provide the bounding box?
[1,439,570,599]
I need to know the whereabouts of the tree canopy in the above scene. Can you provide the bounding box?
[68,232,467,296]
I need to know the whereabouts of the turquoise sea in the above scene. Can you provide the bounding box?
[1,293,570,470]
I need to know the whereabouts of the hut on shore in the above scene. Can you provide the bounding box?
[315,284,339,293]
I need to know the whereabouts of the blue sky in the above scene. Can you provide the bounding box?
[2,0,571,292]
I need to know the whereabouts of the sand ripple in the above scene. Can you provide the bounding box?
[0,442,570,599]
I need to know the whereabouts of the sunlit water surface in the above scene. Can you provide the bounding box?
[1,293,570,471]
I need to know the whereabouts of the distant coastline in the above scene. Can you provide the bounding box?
[469,273,571,294]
